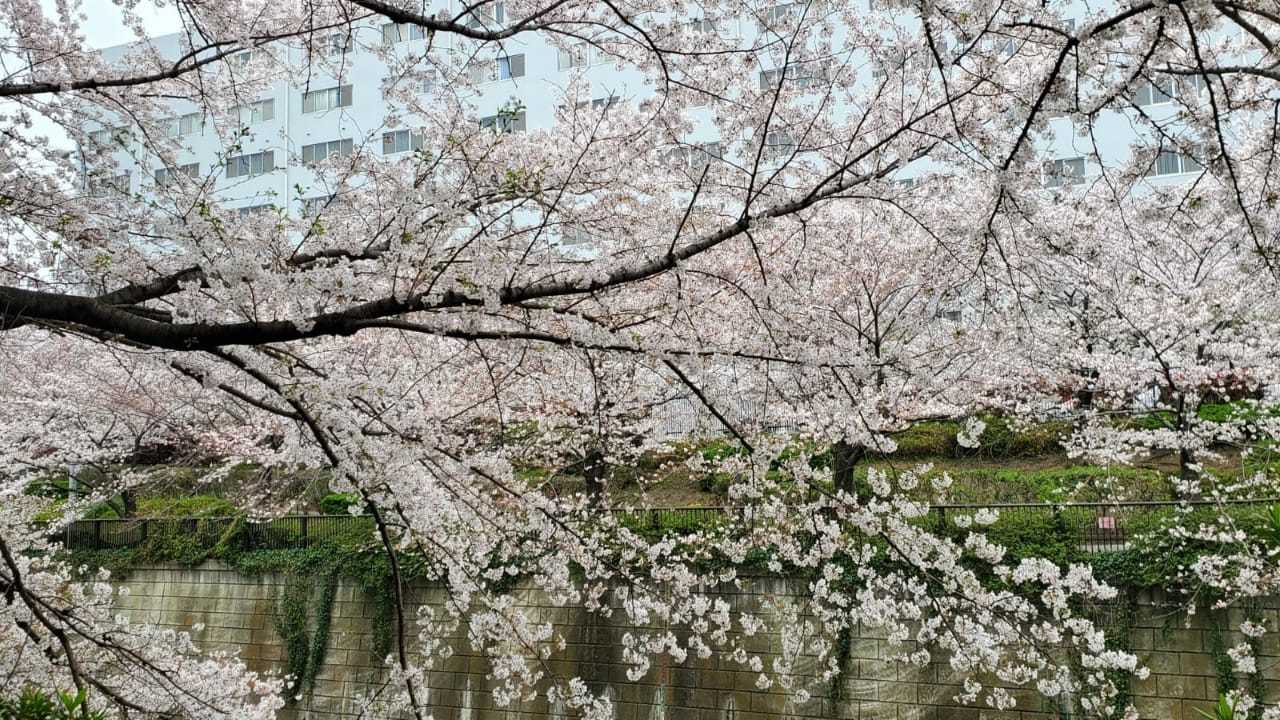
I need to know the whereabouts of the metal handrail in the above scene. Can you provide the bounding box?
[59,498,1280,552]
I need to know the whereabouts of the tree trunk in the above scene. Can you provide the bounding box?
[582,447,606,502]
[832,440,864,496]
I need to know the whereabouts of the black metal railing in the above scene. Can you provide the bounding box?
[926,498,1279,552]
[61,498,1278,553]
[61,514,378,551]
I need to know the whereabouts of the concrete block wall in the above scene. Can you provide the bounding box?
[111,563,1280,719]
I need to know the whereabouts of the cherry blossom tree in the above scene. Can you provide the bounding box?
[3,0,1280,717]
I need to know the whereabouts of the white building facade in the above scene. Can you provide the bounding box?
[81,0,1219,220]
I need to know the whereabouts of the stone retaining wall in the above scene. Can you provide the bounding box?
[111,563,1280,719]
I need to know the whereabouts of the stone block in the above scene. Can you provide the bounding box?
[1178,653,1216,677]
[1141,652,1180,674]
[916,682,962,707]
[1130,628,1155,651]
[1135,697,1180,720]
[878,682,917,705]
[844,679,878,701]
[1166,629,1204,653]
[858,659,897,681]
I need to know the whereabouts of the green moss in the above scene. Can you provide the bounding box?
[870,416,1068,460]
[318,493,359,515]
[134,495,238,518]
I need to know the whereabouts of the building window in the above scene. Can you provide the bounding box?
[225,150,275,179]
[237,204,277,217]
[1043,157,1086,187]
[1146,148,1203,177]
[758,3,800,29]
[669,142,723,171]
[872,48,908,81]
[88,126,130,147]
[382,129,425,154]
[227,49,268,68]
[1132,77,1174,107]
[557,43,605,70]
[565,95,620,113]
[759,61,830,91]
[679,17,719,34]
[231,99,275,125]
[479,110,527,133]
[762,129,797,159]
[301,138,354,165]
[986,36,1017,56]
[300,195,337,217]
[1131,75,1206,107]
[163,113,203,138]
[87,171,130,197]
[320,32,353,56]
[154,162,199,187]
[302,85,353,113]
[465,1,505,29]
[382,22,426,44]
[468,55,525,83]
[560,225,594,247]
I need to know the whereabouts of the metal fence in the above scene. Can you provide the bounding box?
[61,498,1277,553]
[62,514,376,551]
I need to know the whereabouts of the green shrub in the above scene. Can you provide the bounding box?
[889,420,961,458]
[876,416,1067,460]
[319,492,360,515]
[1093,504,1279,589]
[698,439,746,463]
[616,508,725,539]
[135,495,237,517]
[0,688,105,720]
[971,417,1068,458]
[984,506,1091,566]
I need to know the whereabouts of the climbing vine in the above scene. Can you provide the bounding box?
[1207,608,1238,701]
[1101,593,1137,720]
[827,625,852,706]
[275,575,313,698]
[272,567,340,700]
[65,520,405,695]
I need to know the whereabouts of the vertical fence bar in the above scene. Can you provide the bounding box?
[52,500,1279,552]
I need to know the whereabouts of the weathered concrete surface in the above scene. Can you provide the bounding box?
[112,564,1280,719]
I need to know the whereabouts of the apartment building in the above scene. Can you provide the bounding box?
[81,0,1215,220]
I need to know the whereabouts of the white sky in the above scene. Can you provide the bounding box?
[64,0,181,49]
[1,2,182,154]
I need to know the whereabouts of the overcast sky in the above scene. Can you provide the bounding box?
[65,0,180,50]
[0,2,182,155]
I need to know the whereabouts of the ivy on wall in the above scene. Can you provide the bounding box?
[67,518,402,701]
[273,568,339,699]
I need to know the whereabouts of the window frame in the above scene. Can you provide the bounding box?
[154,162,199,188]
[224,150,276,179]
[381,129,425,155]
[301,138,355,166]
[1043,157,1086,188]
[302,85,353,114]
[479,110,527,133]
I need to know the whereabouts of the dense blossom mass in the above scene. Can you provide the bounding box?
[2,0,1280,717]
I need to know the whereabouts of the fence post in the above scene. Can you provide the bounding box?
[299,515,309,545]
[93,519,103,549]
[140,518,148,545]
